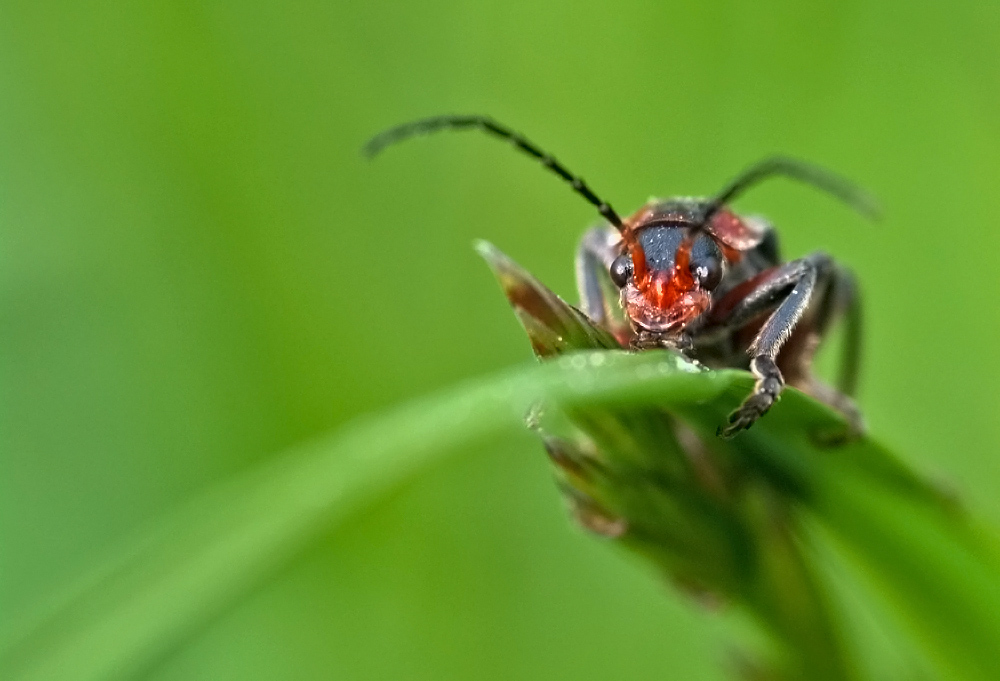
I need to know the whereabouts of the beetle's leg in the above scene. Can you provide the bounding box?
[779,265,865,437]
[719,253,831,438]
[575,227,630,343]
[832,267,862,398]
[575,226,618,323]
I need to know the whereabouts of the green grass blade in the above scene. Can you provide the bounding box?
[477,241,1000,678]
[810,462,1000,681]
[6,242,1000,681]
[0,351,723,681]
[6,350,999,681]
[671,383,1000,681]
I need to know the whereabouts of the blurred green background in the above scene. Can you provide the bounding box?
[2,1,1000,679]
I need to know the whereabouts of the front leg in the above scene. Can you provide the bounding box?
[720,355,786,436]
[575,226,631,344]
[718,254,829,438]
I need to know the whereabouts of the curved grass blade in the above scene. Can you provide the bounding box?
[670,383,1000,681]
[3,245,1000,681]
[0,351,725,681]
[478,242,1000,681]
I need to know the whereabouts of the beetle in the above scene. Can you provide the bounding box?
[365,115,875,437]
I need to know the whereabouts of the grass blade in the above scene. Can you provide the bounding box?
[0,351,723,681]
[4,245,999,681]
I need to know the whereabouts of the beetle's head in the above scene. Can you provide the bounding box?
[609,201,727,334]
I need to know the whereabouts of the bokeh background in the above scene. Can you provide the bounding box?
[2,1,1000,679]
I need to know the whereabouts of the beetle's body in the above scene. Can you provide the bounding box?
[575,198,863,436]
[366,115,871,437]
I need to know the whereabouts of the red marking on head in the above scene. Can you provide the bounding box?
[620,224,711,332]
[628,230,695,306]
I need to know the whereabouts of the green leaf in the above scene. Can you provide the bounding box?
[477,242,1000,681]
[672,382,1000,681]
[3,248,999,681]
[0,351,723,681]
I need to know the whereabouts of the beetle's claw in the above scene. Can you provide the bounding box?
[718,394,776,439]
[718,415,753,439]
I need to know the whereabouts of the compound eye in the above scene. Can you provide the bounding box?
[691,256,723,291]
[609,254,632,287]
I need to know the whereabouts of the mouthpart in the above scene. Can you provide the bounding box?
[621,283,711,333]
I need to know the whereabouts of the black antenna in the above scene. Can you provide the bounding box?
[364,115,624,230]
[701,156,881,226]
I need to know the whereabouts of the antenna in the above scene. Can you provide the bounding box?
[365,115,625,230]
[702,156,880,226]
